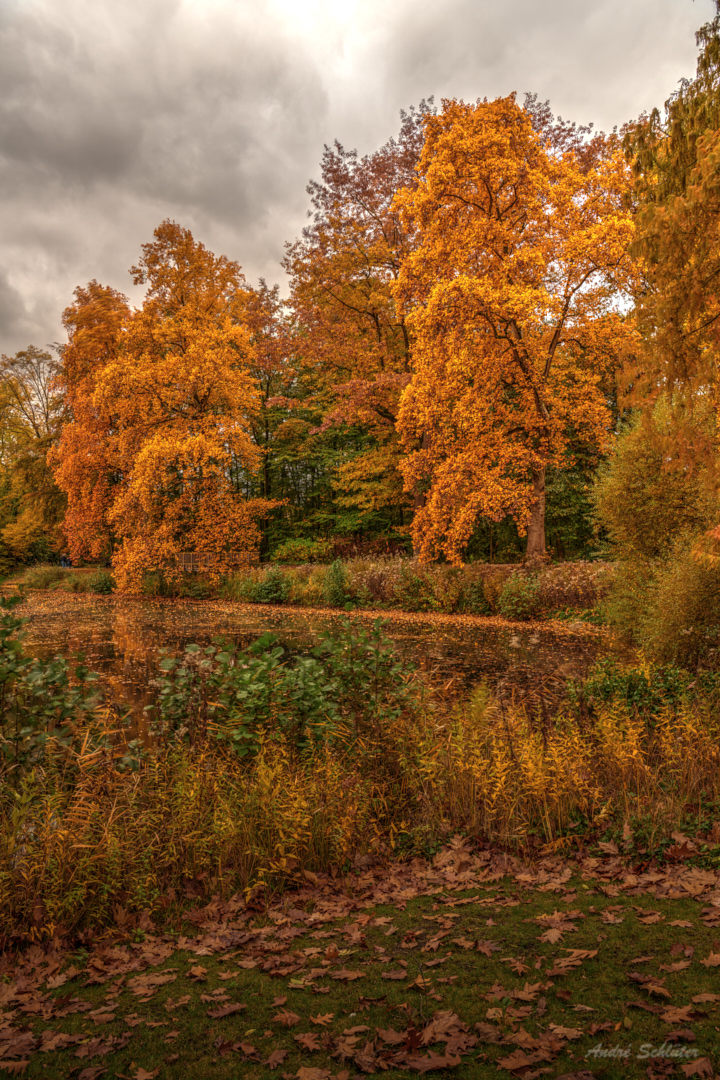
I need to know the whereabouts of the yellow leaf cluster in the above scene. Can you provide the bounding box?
[52,222,276,589]
[392,96,636,562]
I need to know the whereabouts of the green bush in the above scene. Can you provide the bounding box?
[497,573,542,621]
[247,566,290,604]
[592,403,720,668]
[592,405,715,560]
[569,657,720,719]
[459,578,492,615]
[271,538,333,564]
[640,542,720,668]
[391,565,439,612]
[322,559,351,607]
[151,618,416,755]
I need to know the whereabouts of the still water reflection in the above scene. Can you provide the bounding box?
[18,592,613,718]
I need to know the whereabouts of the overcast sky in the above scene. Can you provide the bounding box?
[0,0,715,355]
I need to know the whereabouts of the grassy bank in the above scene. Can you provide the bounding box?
[11,557,613,624]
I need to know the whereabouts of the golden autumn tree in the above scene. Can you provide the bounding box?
[52,222,272,590]
[0,346,66,561]
[393,95,635,562]
[623,9,720,556]
[51,281,131,562]
[284,103,433,525]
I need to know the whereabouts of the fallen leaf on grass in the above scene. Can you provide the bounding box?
[497,1049,544,1072]
[0,1066,30,1077]
[164,995,191,1011]
[134,1069,160,1080]
[295,1033,321,1051]
[330,969,364,982]
[75,1034,131,1060]
[263,1048,288,1069]
[272,1010,301,1027]
[310,1014,334,1026]
[187,965,207,981]
[659,961,692,973]
[381,969,407,980]
[660,1007,706,1024]
[539,927,564,944]
[206,1002,246,1019]
[644,982,672,999]
[47,966,80,989]
[126,973,176,997]
[296,1069,331,1080]
[78,1069,107,1080]
[669,921,694,929]
[680,1059,714,1078]
[692,993,720,1003]
[376,1027,407,1045]
[699,952,720,967]
[549,1024,583,1040]
[405,1052,463,1073]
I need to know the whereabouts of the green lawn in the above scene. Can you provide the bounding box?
[2,845,719,1079]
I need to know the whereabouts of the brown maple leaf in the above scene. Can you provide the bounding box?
[263,1047,288,1069]
[680,1059,714,1078]
[309,1013,334,1026]
[330,968,364,981]
[271,1009,301,1027]
[295,1032,321,1051]
[206,1002,246,1019]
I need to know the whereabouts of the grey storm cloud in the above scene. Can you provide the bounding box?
[0,0,715,355]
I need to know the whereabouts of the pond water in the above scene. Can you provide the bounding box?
[15,591,615,722]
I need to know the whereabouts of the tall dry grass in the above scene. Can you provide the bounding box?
[3,684,719,941]
[220,556,614,617]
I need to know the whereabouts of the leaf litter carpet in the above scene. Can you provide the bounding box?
[2,839,720,1079]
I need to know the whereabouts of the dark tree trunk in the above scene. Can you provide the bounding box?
[526,465,546,558]
[411,431,430,556]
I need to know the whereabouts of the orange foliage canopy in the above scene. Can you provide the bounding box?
[284,106,432,518]
[393,96,635,562]
[51,281,130,562]
[52,222,273,590]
